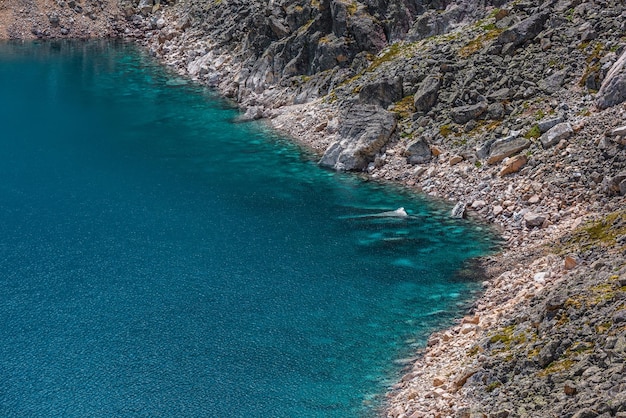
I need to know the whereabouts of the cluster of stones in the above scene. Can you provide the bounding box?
[0,0,125,39]
[387,213,626,418]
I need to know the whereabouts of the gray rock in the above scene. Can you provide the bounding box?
[606,171,626,195]
[137,0,153,15]
[451,202,466,219]
[488,88,511,101]
[268,16,289,38]
[524,212,547,228]
[48,13,60,27]
[413,75,441,113]
[597,49,626,109]
[487,102,505,120]
[537,116,564,133]
[239,106,264,121]
[497,12,550,48]
[487,134,530,165]
[319,105,397,171]
[572,408,600,418]
[608,125,626,137]
[540,122,573,149]
[539,70,566,94]
[359,77,403,108]
[537,340,559,368]
[476,139,496,160]
[451,101,488,124]
[404,138,432,165]
[613,310,626,323]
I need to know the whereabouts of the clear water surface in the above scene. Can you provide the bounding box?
[0,40,495,417]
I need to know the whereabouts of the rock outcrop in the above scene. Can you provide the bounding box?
[319,104,397,171]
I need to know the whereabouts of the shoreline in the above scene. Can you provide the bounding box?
[3,0,626,415]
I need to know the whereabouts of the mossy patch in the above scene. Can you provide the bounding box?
[486,381,502,392]
[368,43,409,70]
[393,95,416,120]
[537,358,575,377]
[458,28,503,58]
[439,124,453,138]
[558,211,626,253]
[489,325,528,350]
[524,125,541,139]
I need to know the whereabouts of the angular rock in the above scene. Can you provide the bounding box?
[539,70,566,94]
[413,75,440,112]
[239,106,264,121]
[564,256,577,270]
[524,212,546,228]
[404,138,432,165]
[538,116,564,133]
[497,12,549,47]
[451,202,466,219]
[499,155,527,176]
[487,134,530,165]
[538,340,559,368]
[597,49,626,109]
[48,13,60,27]
[319,105,397,171]
[451,101,488,124]
[564,381,578,396]
[606,171,626,195]
[450,155,463,165]
[454,367,478,389]
[609,125,626,137]
[540,122,573,149]
[138,0,153,15]
[359,77,403,108]
[476,139,496,160]
[268,16,289,38]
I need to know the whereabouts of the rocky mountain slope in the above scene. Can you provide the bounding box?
[3,0,626,416]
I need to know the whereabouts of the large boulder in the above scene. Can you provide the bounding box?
[596,49,626,109]
[451,101,488,124]
[487,134,530,165]
[413,75,441,112]
[358,77,403,108]
[319,105,397,171]
[404,137,432,164]
[497,12,549,47]
[540,122,573,149]
[605,171,626,195]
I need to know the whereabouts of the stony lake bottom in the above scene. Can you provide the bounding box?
[0,40,495,417]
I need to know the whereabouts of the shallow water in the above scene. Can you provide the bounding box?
[0,40,495,417]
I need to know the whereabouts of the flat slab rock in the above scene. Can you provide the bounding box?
[487,134,530,165]
[319,104,397,171]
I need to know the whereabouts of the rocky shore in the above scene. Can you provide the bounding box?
[3,0,626,416]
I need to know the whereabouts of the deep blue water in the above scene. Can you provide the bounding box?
[0,40,495,417]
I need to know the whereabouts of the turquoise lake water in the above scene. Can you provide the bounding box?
[0,40,495,417]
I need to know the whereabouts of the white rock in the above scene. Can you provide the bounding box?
[533,272,549,284]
